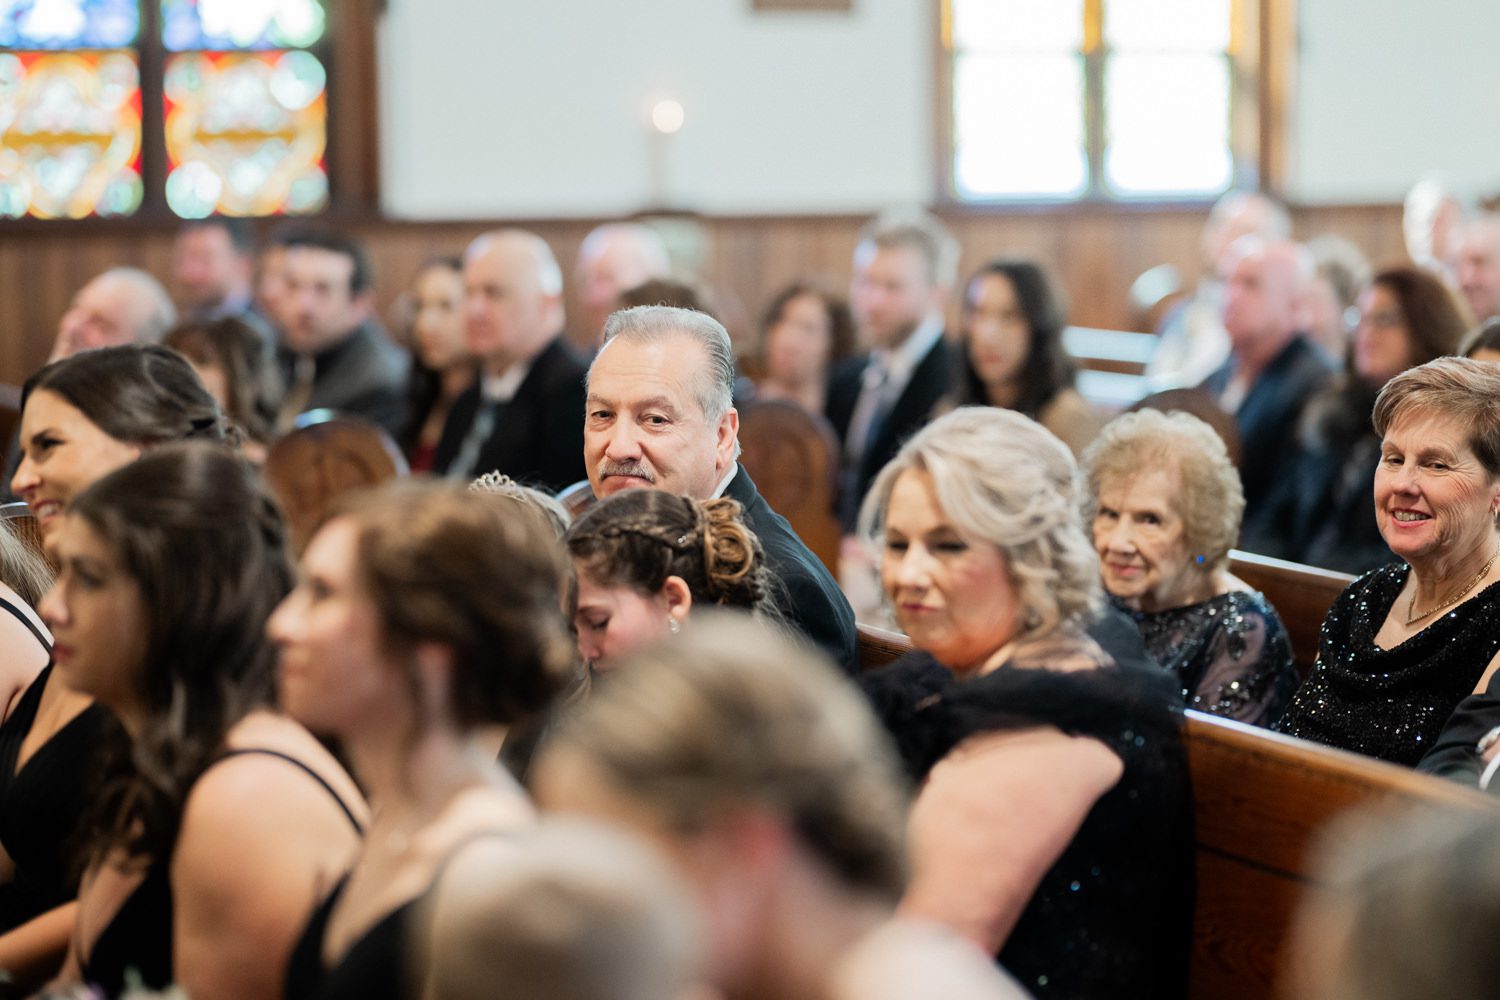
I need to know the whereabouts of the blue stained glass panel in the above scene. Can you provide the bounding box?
[0,0,138,49]
[161,0,324,52]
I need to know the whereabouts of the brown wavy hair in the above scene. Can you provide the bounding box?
[75,444,288,863]
[564,490,773,615]
[332,481,576,730]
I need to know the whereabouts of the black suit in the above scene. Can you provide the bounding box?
[1418,672,1500,788]
[724,465,859,675]
[1199,335,1332,524]
[433,335,587,492]
[826,335,953,529]
[277,321,410,437]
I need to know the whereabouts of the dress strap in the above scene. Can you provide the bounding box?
[0,595,49,653]
[214,748,365,834]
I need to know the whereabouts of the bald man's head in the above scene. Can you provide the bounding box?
[1221,239,1312,364]
[463,229,566,374]
[1202,192,1292,273]
[1458,216,1500,323]
[575,223,670,341]
[53,268,177,362]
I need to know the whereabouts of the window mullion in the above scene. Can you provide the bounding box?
[1082,0,1106,198]
[137,0,167,217]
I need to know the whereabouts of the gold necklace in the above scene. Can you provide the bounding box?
[1406,545,1500,626]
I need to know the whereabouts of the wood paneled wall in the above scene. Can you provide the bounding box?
[0,203,1404,387]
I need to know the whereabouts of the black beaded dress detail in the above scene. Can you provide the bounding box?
[1114,590,1299,727]
[862,635,1194,1000]
[1277,563,1500,766]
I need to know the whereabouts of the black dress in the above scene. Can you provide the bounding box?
[1278,564,1500,766]
[284,832,512,1000]
[0,664,106,932]
[78,748,365,998]
[861,634,1193,1000]
[1114,590,1299,727]
[284,876,412,1000]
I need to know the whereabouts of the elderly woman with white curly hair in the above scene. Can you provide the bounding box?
[859,407,1193,1000]
[1081,409,1299,727]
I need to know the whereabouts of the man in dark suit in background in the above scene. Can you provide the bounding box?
[584,304,858,673]
[434,229,587,491]
[1201,238,1332,533]
[827,209,958,529]
[275,230,409,436]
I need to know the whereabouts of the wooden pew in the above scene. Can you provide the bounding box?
[1184,711,1496,1000]
[853,624,1497,1000]
[736,399,841,575]
[1229,550,1355,677]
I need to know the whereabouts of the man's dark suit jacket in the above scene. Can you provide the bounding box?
[724,465,859,675]
[1199,334,1332,524]
[432,335,587,493]
[825,335,953,529]
[1418,671,1500,788]
[277,321,409,437]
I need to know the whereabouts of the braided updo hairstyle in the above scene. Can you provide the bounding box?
[565,490,773,615]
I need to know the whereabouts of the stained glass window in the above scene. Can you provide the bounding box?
[0,0,138,49]
[946,0,1242,202]
[0,50,142,218]
[161,0,324,52]
[0,0,330,219]
[164,50,326,217]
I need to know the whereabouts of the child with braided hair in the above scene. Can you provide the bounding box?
[564,489,781,673]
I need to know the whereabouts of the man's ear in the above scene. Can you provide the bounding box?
[717,408,740,467]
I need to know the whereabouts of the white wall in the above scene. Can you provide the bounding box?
[1284,0,1500,203]
[378,0,1500,216]
[378,0,932,219]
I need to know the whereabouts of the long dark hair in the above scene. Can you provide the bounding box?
[1304,264,1468,450]
[74,444,290,861]
[164,317,278,445]
[401,257,471,455]
[22,344,227,447]
[950,259,1077,419]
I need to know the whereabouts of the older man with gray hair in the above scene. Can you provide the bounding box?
[434,228,588,490]
[585,305,858,672]
[49,267,177,362]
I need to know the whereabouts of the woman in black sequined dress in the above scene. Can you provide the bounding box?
[856,407,1193,1000]
[1082,409,1299,727]
[1279,358,1500,766]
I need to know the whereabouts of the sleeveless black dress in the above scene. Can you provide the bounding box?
[0,662,106,932]
[78,748,365,998]
[1278,564,1500,766]
[862,635,1194,1000]
[283,876,413,1000]
[284,831,514,1000]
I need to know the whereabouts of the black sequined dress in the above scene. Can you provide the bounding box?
[1277,563,1500,766]
[861,634,1193,1000]
[1113,590,1299,727]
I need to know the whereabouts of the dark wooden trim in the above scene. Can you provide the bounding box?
[326,0,382,216]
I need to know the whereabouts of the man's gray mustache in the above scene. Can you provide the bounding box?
[598,461,655,482]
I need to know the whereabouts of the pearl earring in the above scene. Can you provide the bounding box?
[668,617,681,635]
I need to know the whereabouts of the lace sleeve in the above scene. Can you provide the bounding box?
[1188,595,1300,728]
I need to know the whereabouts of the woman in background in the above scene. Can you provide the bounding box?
[754,283,855,416]
[1248,265,1468,572]
[401,259,476,472]
[944,259,1102,456]
[165,316,280,463]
